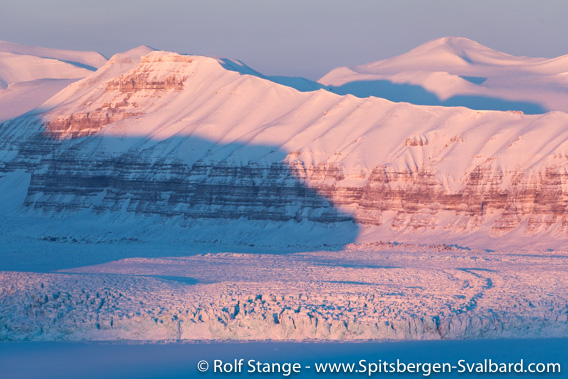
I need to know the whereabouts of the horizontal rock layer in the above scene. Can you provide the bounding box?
[290,161,568,236]
[1,122,568,241]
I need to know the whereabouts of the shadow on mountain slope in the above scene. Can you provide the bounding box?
[218,58,326,92]
[57,59,100,72]
[459,76,487,85]
[329,79,547,114]
[0,114,359,268]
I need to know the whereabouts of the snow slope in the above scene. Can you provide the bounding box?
[0,40,107,73]
[218,57,325,92]
[320,37,568,114]
[0,79,76,122]
[0,41,107,122]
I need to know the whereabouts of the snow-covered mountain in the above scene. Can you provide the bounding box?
[320,37,568,114]
[2,41,568,249]
[0,41,107,122]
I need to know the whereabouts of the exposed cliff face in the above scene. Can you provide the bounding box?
[288,161,568,237]
[23,157,351,224]
[44,52,190,139]
[2,50,568,248]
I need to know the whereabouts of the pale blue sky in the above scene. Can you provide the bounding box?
[1,0,567,79]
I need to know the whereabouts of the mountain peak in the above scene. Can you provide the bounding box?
[322,36,567,79]
[319,36,568,114]
[404,36,506,63]
[416,36,483,50]
[107,45,156,65]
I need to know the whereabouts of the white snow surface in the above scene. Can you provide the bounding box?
[0,79,76,122]
[319,37,568,114]
[0,40,107,72]
[0,41,107,122]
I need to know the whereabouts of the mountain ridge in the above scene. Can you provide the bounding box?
[0,40,107,71]
[320,37,568,114]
